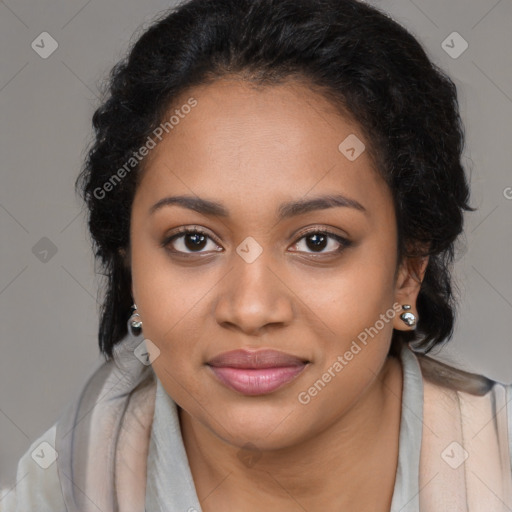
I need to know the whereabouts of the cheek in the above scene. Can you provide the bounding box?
[294,262,398,428]
[130,219,210,325]
[304,241,397,342]
[129,232,213,372]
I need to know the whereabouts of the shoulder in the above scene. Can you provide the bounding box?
[414,350,512,475]
[0,337,155,512]
[0,423,66,512]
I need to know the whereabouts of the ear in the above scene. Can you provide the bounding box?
[118,246,131,268]
[392,255,429,331]
[118,247,135,300]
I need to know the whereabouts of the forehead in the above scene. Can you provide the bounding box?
[135,78,392,223]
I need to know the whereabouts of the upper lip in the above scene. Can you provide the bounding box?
[207,349,308,369]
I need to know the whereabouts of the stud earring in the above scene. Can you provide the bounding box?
[129,303,143,335]
[400,304,417,328]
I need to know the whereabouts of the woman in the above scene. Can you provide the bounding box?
[2,0,511,510]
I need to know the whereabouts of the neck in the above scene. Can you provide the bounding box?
[180,354,403,511]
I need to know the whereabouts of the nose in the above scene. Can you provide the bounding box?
[214,253,294,336]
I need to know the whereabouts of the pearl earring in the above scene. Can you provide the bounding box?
[129,303,143,335]
[400,304,417,328]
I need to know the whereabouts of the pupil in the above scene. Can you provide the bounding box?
[185,233,207,251]
[307,233,327,252]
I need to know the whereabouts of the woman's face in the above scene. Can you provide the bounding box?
[129,78,418,450]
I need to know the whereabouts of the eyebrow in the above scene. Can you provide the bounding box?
[149,193,366,220]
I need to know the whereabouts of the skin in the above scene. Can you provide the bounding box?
[128,77,428,511]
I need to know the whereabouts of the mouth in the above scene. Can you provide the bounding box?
[206,349,310,396]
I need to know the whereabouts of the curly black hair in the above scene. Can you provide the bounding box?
[75,0,473,361]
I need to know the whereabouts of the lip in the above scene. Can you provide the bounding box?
[207,349,309,396]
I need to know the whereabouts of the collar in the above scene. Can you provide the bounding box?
[390,343,424,512]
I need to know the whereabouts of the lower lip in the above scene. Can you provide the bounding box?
[208,365,307,395]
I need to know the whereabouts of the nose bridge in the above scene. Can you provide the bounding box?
[214,248,293,333]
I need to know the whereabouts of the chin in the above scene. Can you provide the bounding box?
[200,400,306,449]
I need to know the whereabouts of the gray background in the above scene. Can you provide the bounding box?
[0,0,511,487]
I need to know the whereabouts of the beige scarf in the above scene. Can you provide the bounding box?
[418,355,512,510]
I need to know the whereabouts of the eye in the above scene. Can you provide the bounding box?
[162,227,222,254]
[289,228,352,255]
[162,226,352,256]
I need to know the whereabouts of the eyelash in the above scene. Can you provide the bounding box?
[161,226,352,256]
